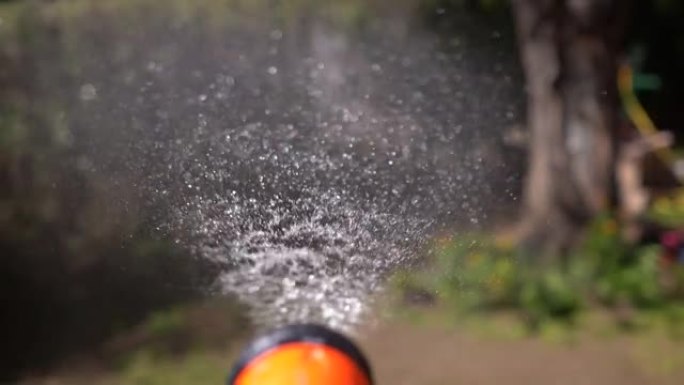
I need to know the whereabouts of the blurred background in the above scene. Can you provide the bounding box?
[1,0,684,384]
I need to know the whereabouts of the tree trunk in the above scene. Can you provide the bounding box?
[512,0,626,261]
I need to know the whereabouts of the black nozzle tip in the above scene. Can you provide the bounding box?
[227,323,373,385]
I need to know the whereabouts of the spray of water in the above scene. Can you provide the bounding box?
[179,190,431,329]
[37,3,523,330]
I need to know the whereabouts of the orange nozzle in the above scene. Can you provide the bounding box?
[227,324,372,385]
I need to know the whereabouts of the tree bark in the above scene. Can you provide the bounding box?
[512,0,625,261]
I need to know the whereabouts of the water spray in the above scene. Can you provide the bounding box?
[46,2,522,331]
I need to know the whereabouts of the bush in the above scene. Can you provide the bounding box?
[432,236,519,310]
[581,216,665,308]
[519,270,582,326]
[393,215,684,331]
[649,189,684,228]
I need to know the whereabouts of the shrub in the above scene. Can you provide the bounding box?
[519,270,582,325]
[393,215,684,330]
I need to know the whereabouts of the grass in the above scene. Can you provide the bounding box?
[118,348,234,385]
[20,298,250,385]
[34,348,236,385]
[0,1,23,32]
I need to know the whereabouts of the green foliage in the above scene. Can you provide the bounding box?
[434,236,519,309]
[580,216,664,308]
[106,299,250,368]
[426,235,583,325]
[393,216,684,332]
[595,246,663,307]
[120,349,230,385]
[145,309,187,339]
[519,270,581,326]
[649,189,684,227]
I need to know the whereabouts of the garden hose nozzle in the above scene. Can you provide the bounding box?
[227,324,373,385]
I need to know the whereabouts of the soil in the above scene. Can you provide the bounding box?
[16,311,684,385]
[360,320,683,385]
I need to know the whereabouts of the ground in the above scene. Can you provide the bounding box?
[362,319,683,385]
[20,304,684,385]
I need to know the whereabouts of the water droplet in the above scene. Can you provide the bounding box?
[270,29,283,40]
[79,84,97,101]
